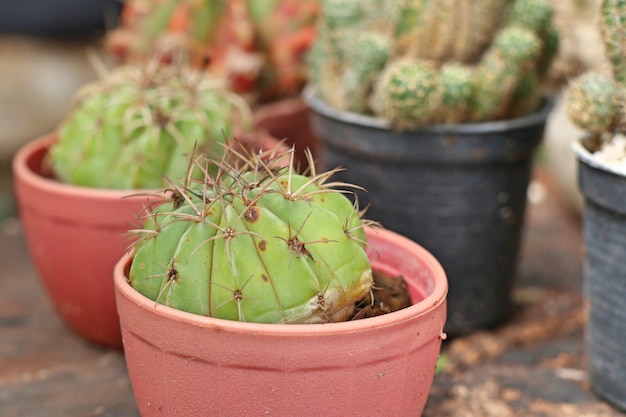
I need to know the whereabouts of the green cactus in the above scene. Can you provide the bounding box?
[566,0,626,145]
[454,0,513,63]
[373,59,441,128]
[509,68,542,118]
[128,146,374,323]
[566,72,621,134]
[395,0,508,63]
[394,0,427,55]
[310,0,559,128]
[469,26,542,121]
[49,64,251,189]
[341,32,392,113]
[321,0,362,32]
[436,63,473,124]
[600,0,626,84]
[507,0,553,34]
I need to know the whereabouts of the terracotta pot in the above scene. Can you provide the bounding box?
[12,134,153,348]
[114,226,448,417]
[12,133,284,349]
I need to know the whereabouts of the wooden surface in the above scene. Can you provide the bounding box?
[1,168,625,417]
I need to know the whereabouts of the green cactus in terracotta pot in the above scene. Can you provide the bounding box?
[309,0,559,128]
[128,146,375,323]
[566,0,626,151]
[48,62,252,189]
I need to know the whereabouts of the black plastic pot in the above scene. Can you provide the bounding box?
[304,87,551,335]
[0,0,122,37]
[575,143,626,413]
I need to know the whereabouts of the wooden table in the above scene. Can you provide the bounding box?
[1,168,624,417]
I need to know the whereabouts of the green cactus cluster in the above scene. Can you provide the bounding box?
[128,145,374,324]
[309,0,559,128]
[49,63,251,189]
[566,0,626,147]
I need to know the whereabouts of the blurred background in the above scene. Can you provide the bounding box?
[0,0,604,227]
[0,0,123,223]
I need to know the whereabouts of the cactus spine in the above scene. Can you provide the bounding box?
[310,0,558,128]
[49,63,251,189]
[129,146,374,324]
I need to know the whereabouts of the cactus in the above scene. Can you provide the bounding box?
[106,0,320,103]
[310,0,559,128]
[128,145,374,323]
[372,59,441,128]
[341,32,392,113]
[469,26,542,121]
[566,0,626,146]
[49,63,251,189]
[436,64,474,124]
[567,72,621,134]
[507,0,554,34]
[600,0,626,84]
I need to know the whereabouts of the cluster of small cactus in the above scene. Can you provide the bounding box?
[309,0,559,128]
[49,62,251,189]
[106,0,320,103]
[566,0,626,151]
[128,145,374,323]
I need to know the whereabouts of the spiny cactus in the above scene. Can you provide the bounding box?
[566,0,626,148]
[341,33,391,113]
[599,0,626,84]
[469,26,542,121]
[568,72,621,134]
[49,63,251,190]
[437,64,474,124]
[310,0,559,128]
[128,145,374,324]
[372,59,441,128]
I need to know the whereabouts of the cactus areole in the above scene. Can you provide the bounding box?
[129,147,374,324]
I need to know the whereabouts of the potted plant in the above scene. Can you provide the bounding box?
[114,144,448,416]
[105,0,321,166]
[565,0,626,411]
[303,0,559,335]
[12,61,279,348]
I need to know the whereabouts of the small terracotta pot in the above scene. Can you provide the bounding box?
[114,226,448,417]
[12,134,153,348]
[12,133,284,349]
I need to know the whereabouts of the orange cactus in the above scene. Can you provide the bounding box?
[105,0,320,103]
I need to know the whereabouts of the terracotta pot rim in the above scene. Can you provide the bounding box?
[12,133,162,199]
[114,226,448,336]
[302,85,553,134]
